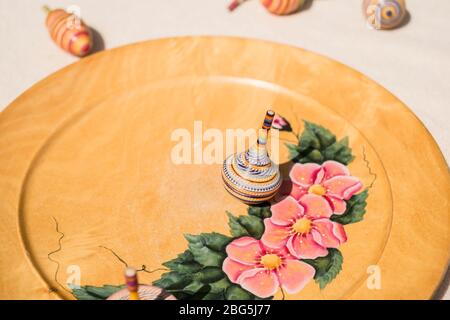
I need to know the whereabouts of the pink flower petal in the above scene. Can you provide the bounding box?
[323,176,363,200]
[311,218,342,248]
[277,259,315,294]
[332,222,348,244]
[226,237,263,265]
[270,196,304,226]
[278,179,307,201]
[289,163,322,188]
[300,194,333,218]
[326,196,347,215]
[261,219,291,249]
[238,268,279,298]
[322,160,350,180]
[222,257,253,283]
[287,233,328,259]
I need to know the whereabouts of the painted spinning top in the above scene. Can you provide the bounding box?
[260,0,306,15]
[228,0,305,15]
[43,6,93,57]
[363,0,407,30]
[222,110,282,204]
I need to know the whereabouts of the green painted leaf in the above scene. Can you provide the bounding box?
[182,281,211,295]
[303,248,343,290]
[225,285,255,300]
[163,250,203,274]
[292,121,354,165]
[71,284,124,300]
[187,240,226,268]
[173,250,195,263]
[153,271,193,290]
[193,267,225,283]
[226,211,265,239]
[247,204,272,219]
[226,211,249,237]
[285,143,300,160]
[210,277,231,293]
[303,121,336,149]
[324,137,354,164]
[163,260,203,274]
[203,233,232,251]
[331,189,369,225]
[202,291,226,300]
[238,215,264,239]
[202,277,231,300]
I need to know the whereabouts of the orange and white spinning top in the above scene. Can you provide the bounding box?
[228,0,305,15]
[43,6,93,57]
[260,0,305,15]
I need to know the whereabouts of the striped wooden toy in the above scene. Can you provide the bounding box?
[43,6,93,57]
[260,0,305,15]
[222,110,282,204]
[124,267,139,300]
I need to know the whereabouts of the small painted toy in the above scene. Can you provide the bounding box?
[228,0,305,15]
[363,0,407,30]
[228,0,247,11]
[260,0,306,15]
[125,267,139,300]
[222,110,282,204]
[43,5,93,57]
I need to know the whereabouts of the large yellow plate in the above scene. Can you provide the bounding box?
[0,37,448,300]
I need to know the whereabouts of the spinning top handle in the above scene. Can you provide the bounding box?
[125,267,140,300]
[262,110,275,130]
[258,110,275,145]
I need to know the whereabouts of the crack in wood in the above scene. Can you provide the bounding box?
[47,216,72,295]
[99,245,168,275]
[362,145,377,189]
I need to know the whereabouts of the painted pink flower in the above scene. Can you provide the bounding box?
[222,237,315,298]
[261,195,347,259]
[280,161,363,215]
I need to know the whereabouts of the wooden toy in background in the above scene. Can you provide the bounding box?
[228,0,305,15]
[221,110,282,204]
[260,0,305,15]
[363,0,407,30]
[228,0,247,11]
[43,6,93,57]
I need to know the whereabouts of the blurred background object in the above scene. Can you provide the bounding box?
[43,5,94,57]
[363,0,408,30]
[229,0,306,15]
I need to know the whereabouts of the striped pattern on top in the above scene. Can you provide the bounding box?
[44,7,93,57]
[260,0,305,16]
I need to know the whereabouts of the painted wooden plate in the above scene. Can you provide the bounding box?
[0,37,448,300]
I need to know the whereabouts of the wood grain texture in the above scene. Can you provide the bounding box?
[0,36,448,300]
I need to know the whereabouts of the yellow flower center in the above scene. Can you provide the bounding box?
[308,184,327,196]
[260,254,282,270]
[292,218,312,234]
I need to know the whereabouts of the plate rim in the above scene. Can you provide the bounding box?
[0,36,448,300]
